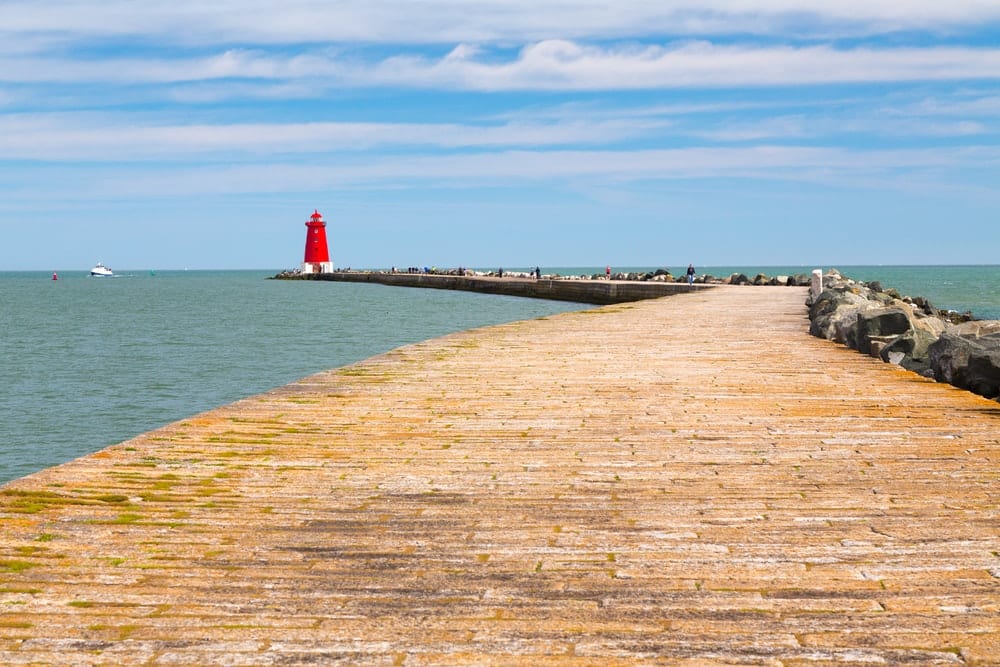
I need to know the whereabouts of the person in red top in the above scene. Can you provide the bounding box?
[606,265,611,280]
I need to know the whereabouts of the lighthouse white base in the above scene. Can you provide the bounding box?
[301,261,333,274]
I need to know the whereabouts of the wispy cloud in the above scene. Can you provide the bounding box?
[373,42,1000,91]
[0,114,672,161]
[5,81,996,162]
[2,1,998,269]
[692,104,996,142]
[4,42,1000,92]
[901,92,1000,117]
[6,145,995,201]
[2,1,999,45]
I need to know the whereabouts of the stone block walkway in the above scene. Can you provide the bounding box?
[1,286,998,665]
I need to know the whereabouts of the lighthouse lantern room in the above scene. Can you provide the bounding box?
[301,209,333,274]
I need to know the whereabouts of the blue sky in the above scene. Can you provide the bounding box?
[1,1,999,271]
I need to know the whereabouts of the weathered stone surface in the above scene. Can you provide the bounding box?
[808,289,878,344]
[879,328,938,375]
[728,272,750,285]
[787,273,810,287]
[913,314,948,338]
[2,287,999,665]
[950,320,1000,338]
[856,307,913,355]
[929,332,1000,398]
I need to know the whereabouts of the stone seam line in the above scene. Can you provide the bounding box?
[0,286,998,665]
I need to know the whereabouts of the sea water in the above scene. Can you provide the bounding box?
[1,265,997,484]
[0,270,586,484]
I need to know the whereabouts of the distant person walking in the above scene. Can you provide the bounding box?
[606,265,611,280]
[686,263,696,286]
[535,266,541,279]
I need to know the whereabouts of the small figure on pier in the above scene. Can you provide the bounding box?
[606,265,611,280]
[498,267,503,278]
[535,266,541,280]
[687,263,696,286]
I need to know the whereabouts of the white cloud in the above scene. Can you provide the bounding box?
[408,41,1000,90]
[694,116,811,142]
[691,100,996,142]
[0,114,667,160]
[904,93,1000,117]
[0,49,341,84]
[4,42,1000,91]
[15,145,996,200]
[1,1,998,46]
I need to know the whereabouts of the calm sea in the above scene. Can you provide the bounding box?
[1,265,997,484]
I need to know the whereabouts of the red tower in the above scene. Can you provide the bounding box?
[301,209,333,274]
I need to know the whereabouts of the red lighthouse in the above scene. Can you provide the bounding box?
[301,209,333,274]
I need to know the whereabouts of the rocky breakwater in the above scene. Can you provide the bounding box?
[807,269,1000,401]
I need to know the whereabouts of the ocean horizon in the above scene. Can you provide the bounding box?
[2,264,997,484]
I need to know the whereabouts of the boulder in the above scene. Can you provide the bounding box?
[909,295,935,315]
[878,329,939,376]
[948,320,1000,338]
[806,269,1000,400]
[940,309,975,324]
[856,308,913,355]
[789,273,810,287]
[912,315,948,338]
[929,333,1000,399]
[808,289,879,343]
[729,273,750,285]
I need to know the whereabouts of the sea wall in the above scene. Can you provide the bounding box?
[272,269,814,305]
[275,271,713,305]
[807,269,1000,401]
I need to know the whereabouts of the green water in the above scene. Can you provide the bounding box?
[0,270,586,483]
[2,265,997,484]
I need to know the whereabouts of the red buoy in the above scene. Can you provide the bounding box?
[52,272,58,281]
[301,210,332,274]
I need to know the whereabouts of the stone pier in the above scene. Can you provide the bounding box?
[280,270,713,305]
[1,286,998,664]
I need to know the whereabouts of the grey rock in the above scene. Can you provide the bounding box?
[856,308,913,355]
[913,315,948,338]
[948,320,1000,338]
[879,329,938,375]
[729,273,750,285]
[806,270,1000,400]
[808,289,879,343]
[929,333,1000,399]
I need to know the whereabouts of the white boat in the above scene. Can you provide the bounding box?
[90,262,113,277]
